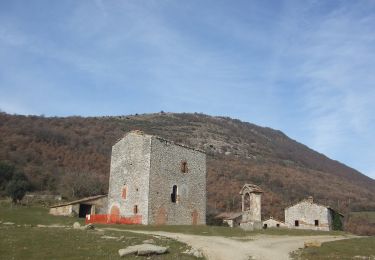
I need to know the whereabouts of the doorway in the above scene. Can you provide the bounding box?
[79,204,92,218]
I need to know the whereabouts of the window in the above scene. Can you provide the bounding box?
[181,161,188,173]
[295,220,299,227]
[276,224,280,228]
[133,205,138,214]
[171,185,177,203]
[315,220,319,226]
[121,185,127,199]
[244,193,251,211]
[263,224,268,229]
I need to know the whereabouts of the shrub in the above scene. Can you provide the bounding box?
[6,172,31,203]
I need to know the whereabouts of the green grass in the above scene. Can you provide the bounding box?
[0,201,201,259]
[291,237,375,260]
[0,225,199,259]
[0,200,85,226]
[99,224,346,237]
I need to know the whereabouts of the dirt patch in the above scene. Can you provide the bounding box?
[103,228,355,260]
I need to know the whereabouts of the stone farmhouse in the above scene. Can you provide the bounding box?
[262,217,287,229]
[107,131,206,225]
[285,196,344,231]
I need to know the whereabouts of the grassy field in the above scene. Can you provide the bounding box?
[0,201,359,259]
[291,237,375,260]
[0,202,200,259]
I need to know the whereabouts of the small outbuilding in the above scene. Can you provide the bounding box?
[262,217,287,229]
[49,195,107,218]
[215,212,243,227]
[285,196,344,231]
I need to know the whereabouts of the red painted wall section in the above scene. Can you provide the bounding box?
[85,214,142,225]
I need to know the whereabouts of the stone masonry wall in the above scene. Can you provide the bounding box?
[148,137,206,225]
[285,201,331,231]
[49,205,73,216]
[242,193,261,222]
[262,218,287,228]
[107,133,151,224]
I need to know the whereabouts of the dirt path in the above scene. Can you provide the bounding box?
[102,228,354,260]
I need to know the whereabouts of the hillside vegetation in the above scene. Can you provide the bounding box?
[0,112,374,219]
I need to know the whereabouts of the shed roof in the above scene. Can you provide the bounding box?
[239,183,263,195]
[262,216,285,224]
[215,212,243,220]
[50,194,107,208]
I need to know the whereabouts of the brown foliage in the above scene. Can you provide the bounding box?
[345,216,375,236]
[0,112,374,216]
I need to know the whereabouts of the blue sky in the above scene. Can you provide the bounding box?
[1,0,374,179]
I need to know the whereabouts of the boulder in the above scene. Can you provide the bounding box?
[73,222,81,229]
[101,235,118,240]
[137,244,168,255]
[37,224,47,228]
[304,240,321,248]
[183,248,203,258]
[2,222,15,225]
[118,244,168,257]
[118,246,138,257]
[82,223,94,230]
[142,239,155,244]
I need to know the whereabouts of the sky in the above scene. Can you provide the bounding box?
[0,0,374,179]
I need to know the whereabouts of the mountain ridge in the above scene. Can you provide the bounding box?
[0,112,374,218]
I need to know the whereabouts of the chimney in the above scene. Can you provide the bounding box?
[307,196,313,203]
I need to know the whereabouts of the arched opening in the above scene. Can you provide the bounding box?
[171,185,177,203]
[110,205,120,216]
[244,192,251,211]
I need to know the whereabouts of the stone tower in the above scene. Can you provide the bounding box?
[107,131,206,225]
[239,183,263,230]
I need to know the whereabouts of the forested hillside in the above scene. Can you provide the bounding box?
[1,112,374,219]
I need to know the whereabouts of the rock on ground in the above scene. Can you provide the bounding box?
[101,235,118,240]
[2,222,15,225]
[118,244,168,257]
[73,222,81,229]
[304,240,322,248]
[81,223,94,230]
[183,248,203,258]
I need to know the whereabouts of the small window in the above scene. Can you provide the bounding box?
[171,185,177,203]
[133,205,138,214]
[315,220,319,226]
[180,161,188,173]
[121,185,127,199]
[295,220,299,227]
[276,224,280,228]
[263,224,268,229]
